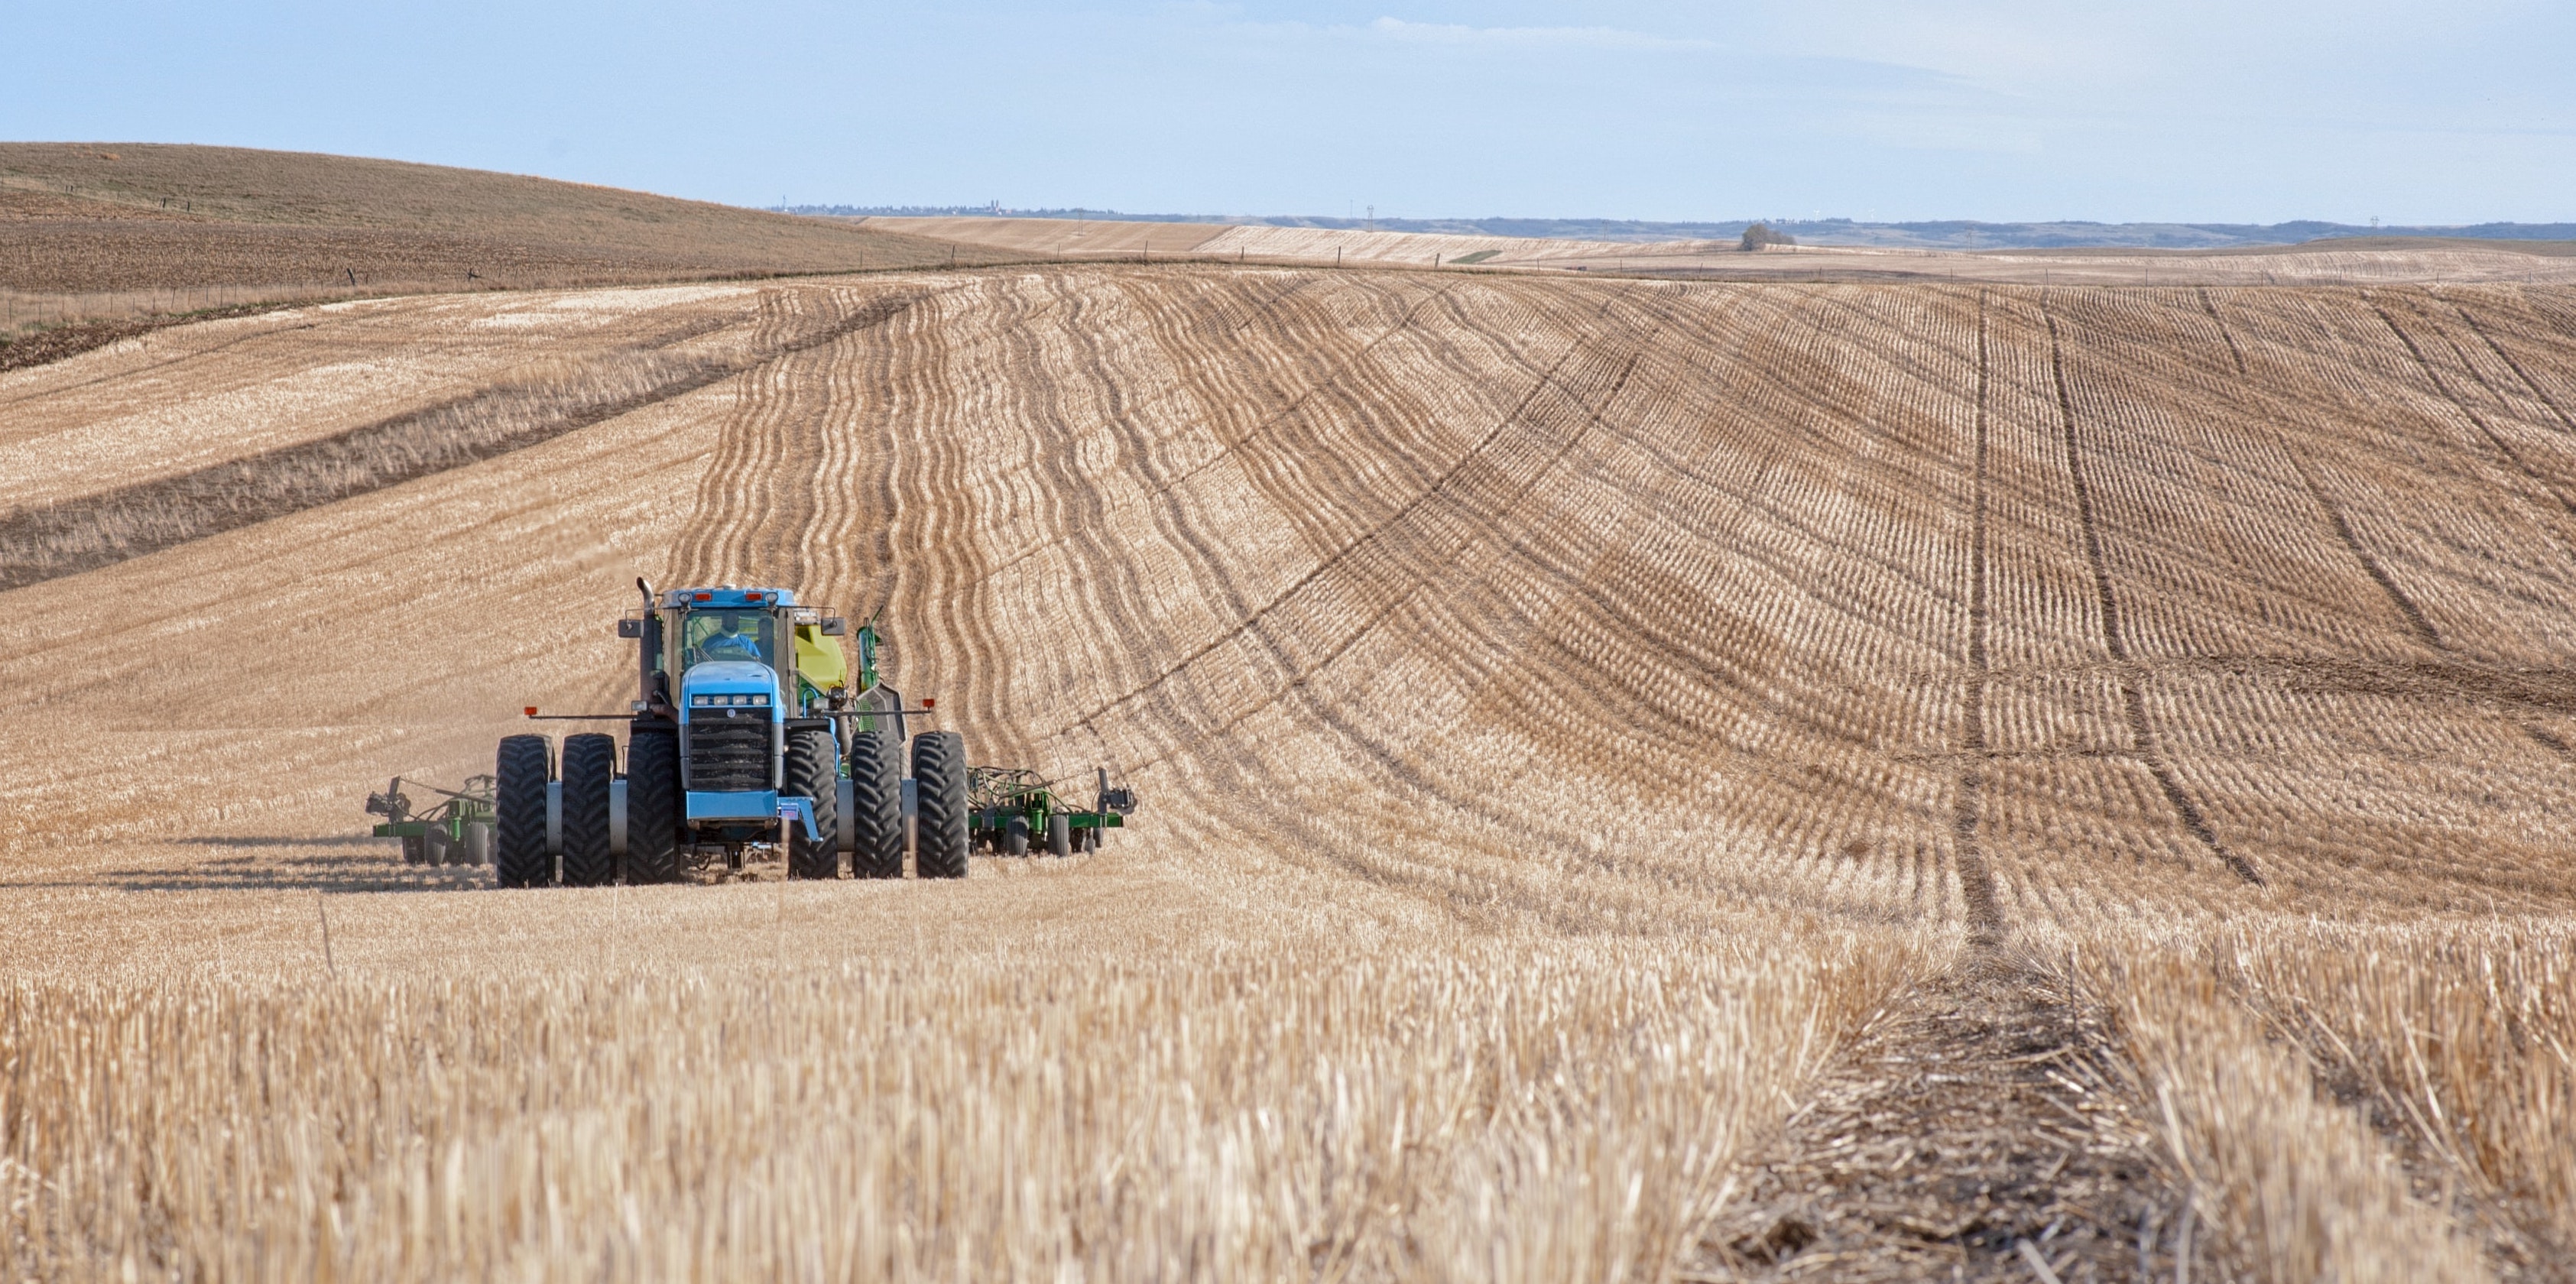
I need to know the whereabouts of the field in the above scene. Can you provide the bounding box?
[871,214,2576,287]
[3,260,2574,1281]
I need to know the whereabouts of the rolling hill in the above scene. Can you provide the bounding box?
[0,142,1016,294]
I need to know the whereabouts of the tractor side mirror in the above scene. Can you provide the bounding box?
[616,619,644,638]
[819,617,846,635]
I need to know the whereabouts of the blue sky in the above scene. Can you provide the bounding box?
[7,2,2571,224]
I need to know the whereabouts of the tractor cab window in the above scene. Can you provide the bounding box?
[680,610,778,671]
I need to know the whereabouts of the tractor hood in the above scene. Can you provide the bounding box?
[680,661,781,714]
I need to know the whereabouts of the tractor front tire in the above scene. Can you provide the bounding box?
[785,727,840,880]
[848,728,905,880]
[912,731,969,879]
[495,734,554,889]
[560,733,617,887]
[1048,812,1072,858]
[625,728,680,884]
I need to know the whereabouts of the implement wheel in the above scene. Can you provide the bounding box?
[1004,813,1030,856]
[847,728,904,879]
[912,731,969,879]
[494,734,554,888]
[625,727,680,884]
[1047,812,1071,858]
[560,733,617,887]
[785,727,839,880]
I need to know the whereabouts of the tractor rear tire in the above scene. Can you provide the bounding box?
[560,734,617,887]
[912,731,969,879]
[1004,813,1030,856]
[495,734,554,888]
[785,728,839,880]
[1048,812,1072,858]
[848,728,905,880]
[625,728,680,884]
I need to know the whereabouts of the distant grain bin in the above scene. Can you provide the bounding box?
[1740,222,1796,251]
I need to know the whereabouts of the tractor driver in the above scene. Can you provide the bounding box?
[688,612,771,666]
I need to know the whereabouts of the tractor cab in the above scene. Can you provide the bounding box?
[634,588,838,832]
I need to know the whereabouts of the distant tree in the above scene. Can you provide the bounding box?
[1740,222,1796,251]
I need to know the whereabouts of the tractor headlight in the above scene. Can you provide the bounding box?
[689,693,771,707]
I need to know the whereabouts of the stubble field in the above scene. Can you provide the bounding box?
[2,264,2573,1282]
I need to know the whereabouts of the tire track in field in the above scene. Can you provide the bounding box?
[1063,287,1655,737]
[1141,283,1759,921]
[1952,290,2003,935]
[2369,292,2576,527]
[2450,299,2576,436]
[1131,275,1591,695]
[1088,294,1664,790]
[2044,297,2265,887]
[2199,288,2442,649]
[2205,289,2576,778]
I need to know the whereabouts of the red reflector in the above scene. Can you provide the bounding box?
[693,592,712,601]
[921,697,936,708]
[746,592,764,601]
[524,706,538,717]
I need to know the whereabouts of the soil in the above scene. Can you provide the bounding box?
[1685,956,2219,1283]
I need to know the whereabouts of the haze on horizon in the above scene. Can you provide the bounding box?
[6,1,2570,228]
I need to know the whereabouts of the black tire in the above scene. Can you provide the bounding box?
[785,727,840,880]
[912,731,968,879]
[625,727,680,884]
[560,734,617,887]
[1004,813,1030,856]
[401,833,426,865]
[495,734,554,888]
[1047,812,1072,858]
[848,728,905,879]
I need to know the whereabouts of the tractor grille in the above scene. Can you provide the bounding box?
[686,718,772,791]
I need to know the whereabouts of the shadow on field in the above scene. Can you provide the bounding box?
[31,838,492,893]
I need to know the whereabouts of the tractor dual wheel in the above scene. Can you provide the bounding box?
[494,734,555,888]
[560,734,618,887]
[625,727,681,884]
[847,728,904,879]
[785,727,840,880]
[911,731,969,879]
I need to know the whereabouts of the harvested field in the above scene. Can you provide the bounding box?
[874,214,2576,287]
[4,264,2574,1280]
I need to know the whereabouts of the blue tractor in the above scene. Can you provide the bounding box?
[488,580,970,886]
